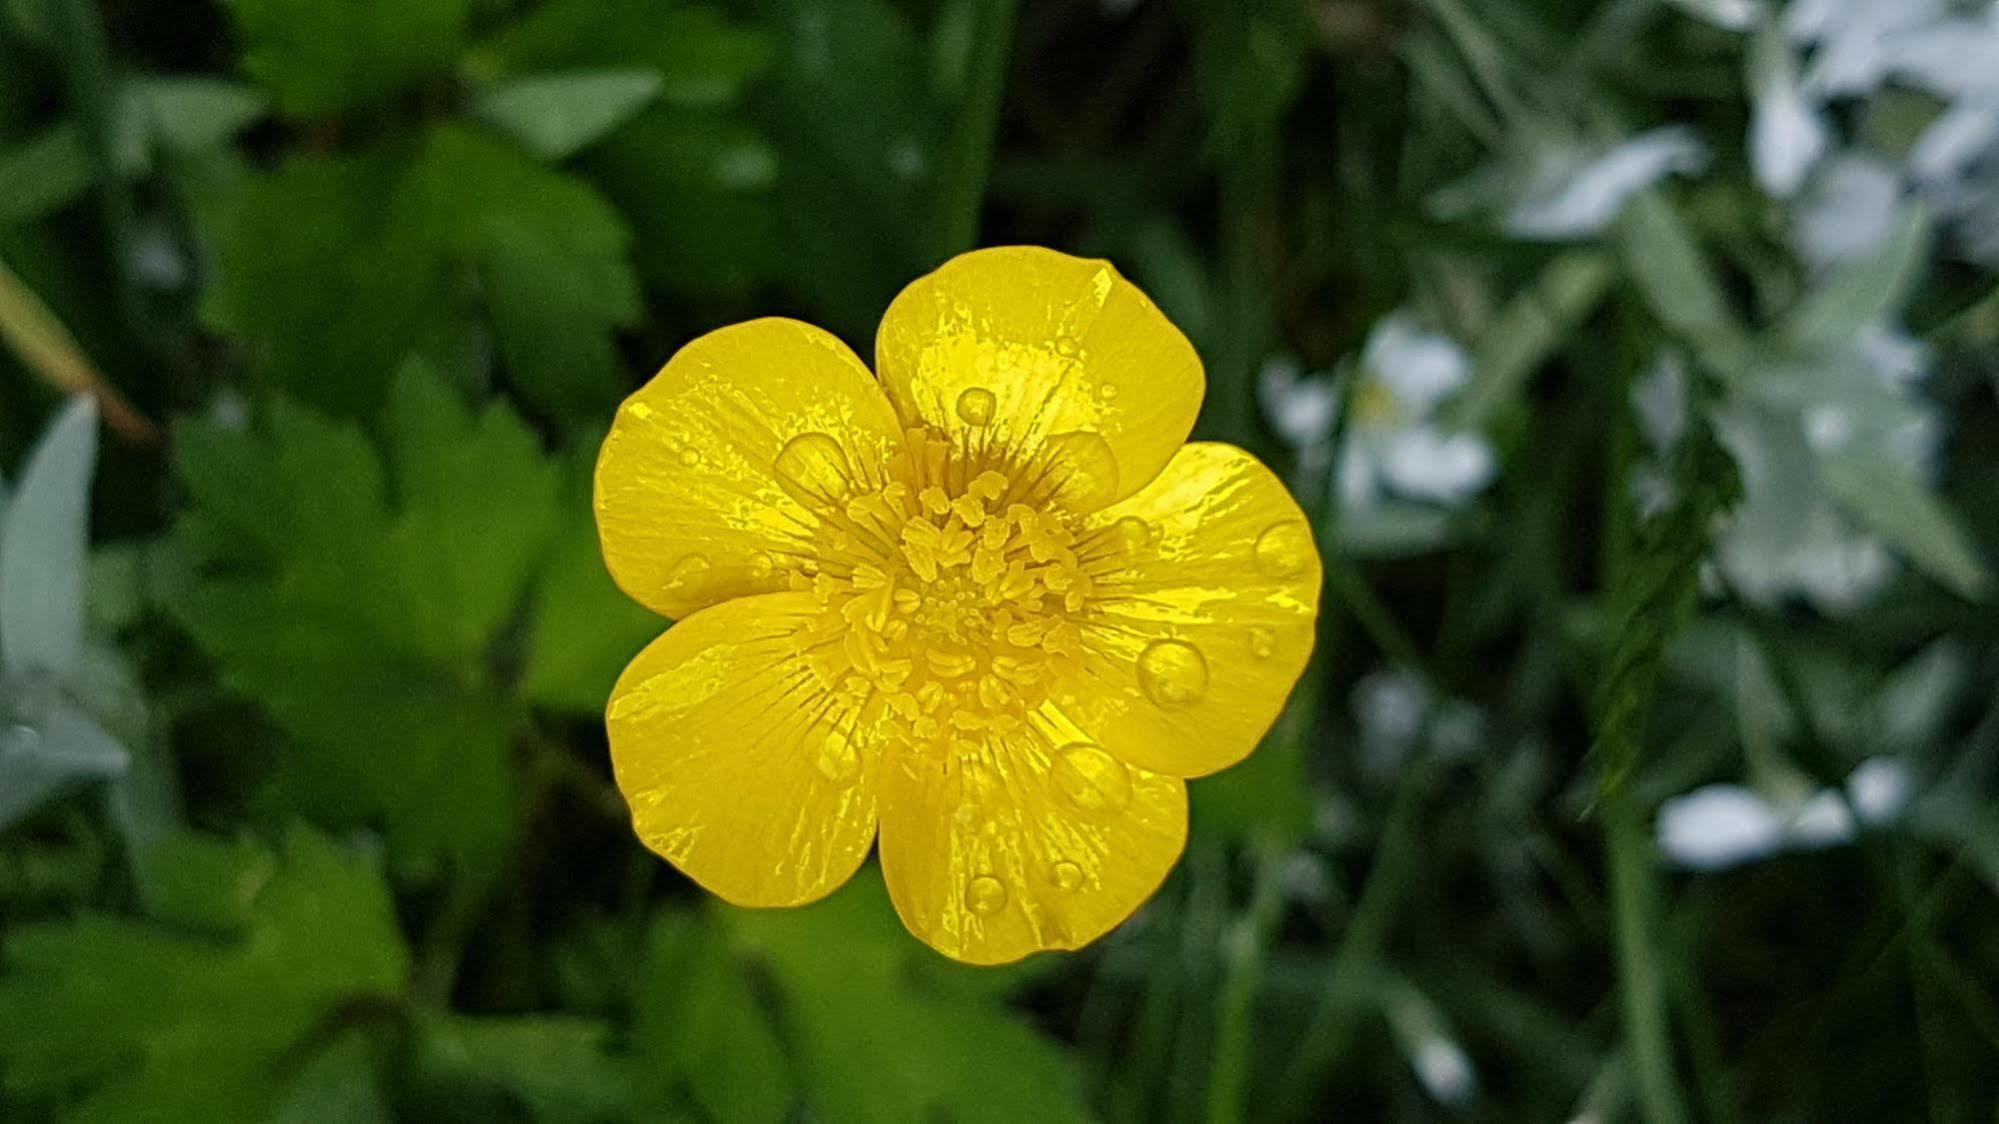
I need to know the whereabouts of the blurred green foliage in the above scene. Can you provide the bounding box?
[4,0,1999,1121]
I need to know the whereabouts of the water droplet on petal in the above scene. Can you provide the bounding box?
[666,553,712,590]
[748,551,775,579]
[678,446,702,467]
[955,386,997,427]
[1254,522,1313,577]
[1042,431,1119,510]
[1051,860,1085,891]
[774,432,854,508]
[1248,626,1276,660]
[965,875,1008,915]
[813,728,860,784]
[1138,639,1208,710]
[1051,743,1133,812]
[1098,383,1119,402]
[1115,516,1151,550]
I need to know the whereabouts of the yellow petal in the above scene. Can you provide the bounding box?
[875,246,1203,509]
[877,710,1187,965]
[596,318,904,619]
[1059,443,1322,777]
[608,593,880,907]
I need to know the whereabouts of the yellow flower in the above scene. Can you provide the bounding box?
[595,246,1321,964]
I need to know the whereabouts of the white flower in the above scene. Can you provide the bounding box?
[1658,785,1787,870]
[1506,128,1709,240]
[1633,351,1692,453]
[1258,356,1339,450]
[1791,154,1904,269]
[1788,0,1946,97]
[1751,47,1831,197]
[1660,760,1915,870]
[1379,428,1496,502]
[1363,313,1469,413]
[1337,313,1495,511]
[1410,1037,1477,1106]
[1847,756,1913,823]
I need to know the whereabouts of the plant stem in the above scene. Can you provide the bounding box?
[1270,761,1435,1120]
[1604,785,1689,1124]
[1205,832,1289,1124]
[933,0,1017,261]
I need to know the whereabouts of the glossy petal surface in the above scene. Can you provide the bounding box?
[877,708,1186,965]
[875,246,1202,509]
[608,593,880,907]
[1056,443,1322,777]
[595,318,904,619]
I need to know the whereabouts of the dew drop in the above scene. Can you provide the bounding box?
[748,551,775,579]
[1097,383,1119,402]
[955,386,997,427]
[964,875,1008,915]
[1051,742,1133,812]
[773,432,853,508]
[1050,860,1085,892]
[1042,431,1120,510]
[813,728,861,784]
[1253,522,1313,577]
[678,446,702,467]
[666,553,712,589]
[1138,639,1209,710]
[1248,626,1276,660]
[1114,516,1151,550]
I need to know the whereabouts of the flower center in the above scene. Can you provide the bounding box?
[774,426,1133,751]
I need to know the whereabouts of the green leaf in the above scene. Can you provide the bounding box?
[268,1029,392,1124]
[171,367,562,866]
[469,0,781,295]
[199,128,639,421]
[198,149,467,418]
[1819,449,1992,601]
[635,911,794,1123]
[1615,190,1753,376]
[472,69,662,160]
[1452,250,1616,426]
[0,122,94,227]
[522,458,658,714]
[1,394,97,678]
[732,874,1094,1124]
[413,126,641,421]
[472,0,774,109]
[134,75,269,151]
[222,0,472,118]
[0,826,407,1122]
[416,1013,636,1124]
[1783,206,1932,348]
[131,831,278,932]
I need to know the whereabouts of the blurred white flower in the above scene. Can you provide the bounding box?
[1750,43,1831,197]
[1336,314,1495,511]
[1658,785,1786,870]
[1910,98,1999,187]
[1379,429,1496,503]
[1659,758,1914,870]
[1786,0,1945,97]
[1410,1037,1478,1106]
[1633,351,1692,453]
[1667,0,1761,31]
[1791,154,1903,268]
[1506,128,1709,240]
[1847,756,1913,823]
[1258,356,1338,450]
[1786,789,1857,848]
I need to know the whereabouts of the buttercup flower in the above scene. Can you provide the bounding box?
[595,247,1322,963]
